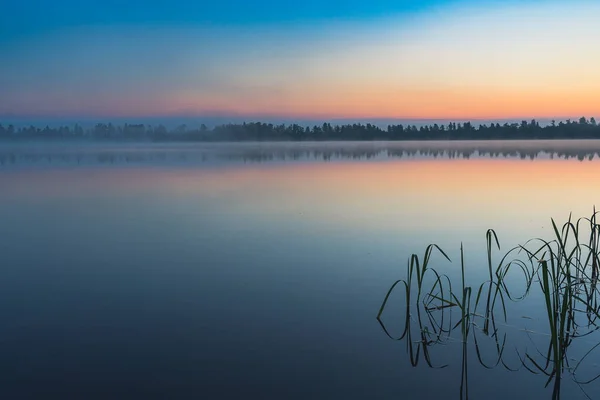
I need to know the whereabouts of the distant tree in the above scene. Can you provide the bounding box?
[74,124,84,137]
[155,125,168,135]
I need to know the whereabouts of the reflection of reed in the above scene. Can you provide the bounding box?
[3,141,600,166]
[378,211,600,399]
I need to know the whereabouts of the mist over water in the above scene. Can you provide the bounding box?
[2,140,600,168]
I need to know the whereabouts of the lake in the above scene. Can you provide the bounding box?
[1,140,600,399]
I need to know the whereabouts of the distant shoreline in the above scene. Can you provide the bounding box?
[1,118,600,142]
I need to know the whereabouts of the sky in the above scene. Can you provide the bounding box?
[1,0,600,122]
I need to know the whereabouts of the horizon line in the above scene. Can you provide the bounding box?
[0,114,594,122]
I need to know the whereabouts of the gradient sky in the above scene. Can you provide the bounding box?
[1,0,599,120]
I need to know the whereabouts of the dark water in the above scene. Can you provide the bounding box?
[1,141,600,399]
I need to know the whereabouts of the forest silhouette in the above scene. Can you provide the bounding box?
[2,117,600,142]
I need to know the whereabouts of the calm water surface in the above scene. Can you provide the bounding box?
[1,140,600,399]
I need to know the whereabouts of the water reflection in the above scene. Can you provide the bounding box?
[3,140,600,166]
[3,144,600,397]
[378,215,600,399]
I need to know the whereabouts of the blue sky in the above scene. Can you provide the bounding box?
[2,0,450,40]
[2,0,600,122]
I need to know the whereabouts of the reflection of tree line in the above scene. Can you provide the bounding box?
[378,214,600,399]
[0,151,207,166]
[3,118,600,141]
[2,145,600,165]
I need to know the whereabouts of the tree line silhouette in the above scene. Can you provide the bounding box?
[1,117,600,141]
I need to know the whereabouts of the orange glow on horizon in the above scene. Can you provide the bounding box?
[169,86,600,121]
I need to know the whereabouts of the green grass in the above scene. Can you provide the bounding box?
[377,210,600,399]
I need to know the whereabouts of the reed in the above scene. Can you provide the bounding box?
[378,210,600,399]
